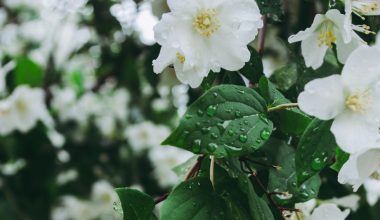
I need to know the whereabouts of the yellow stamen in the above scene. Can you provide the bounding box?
[318,31,336,48]
[345,90,372,113]
[193,9,220,37]
[176,52,186,64]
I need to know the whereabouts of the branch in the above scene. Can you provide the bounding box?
[257,15,268,56]
[267,103,299,113]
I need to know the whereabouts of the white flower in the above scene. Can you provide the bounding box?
[124,121,170,153]
[291,201,350,220]
[134,2,159,45]
[298,46,380,153]
[310,204,350,220]
[0,159,26,176]
[344,0,380,18]
[288,9,364,69]
[338,147,380,191]
[0,86,64,147]
[148,146,193,187]
[153,0,263,87]
[364,179,380,205]
[324,195,360,211]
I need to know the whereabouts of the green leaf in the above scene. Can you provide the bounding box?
[267,140,321,205]
[259,77,312,135]
[162,85,273,158]
[14,57,44,87]
[160,177,230,220]
[330,147,350,172]
[218,158,275,220]
[269,64,298,91]
[296,119,337,185]
[238,46,263,83]
[115,188,155,220]
[201,72,216,91]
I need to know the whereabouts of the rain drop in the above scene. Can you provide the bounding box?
[260,128,271,140]
[311,158,324,171]
[197,109,204,116]
[207,143,217,152]
[207,105,217,116]
[239,134,248,143]
[192,139,202,153]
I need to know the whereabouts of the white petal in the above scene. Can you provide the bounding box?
[173,61,208,88]
[341,46,380,91]
[338,149,380,191]
[218,0,263,44]
[310,204,350,220]
[209,29,250,71]
[153,46,175,73]
[335,32,364,64]
[326,9,351,43]
[167,0,198,14]
[288,14,325,43]
[298,75,345,120]
[364,179,380,206]
[301,32,329,69]
[331,112,380,153]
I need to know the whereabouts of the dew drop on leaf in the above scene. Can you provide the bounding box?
[239,134,248,143]
[192,139,202,153]
[260,128,271,140]
[207,143,217,152]
[235,111,241,118]
[206,105,217,116]
[311,157,323,171]
[197,109,204,116]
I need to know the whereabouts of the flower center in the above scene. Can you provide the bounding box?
[318,31,336,48]
[176,52,186,64]
[345,90,372,113]
[16,100,28,113]
[352,1,379,14]
[193,9,220,37]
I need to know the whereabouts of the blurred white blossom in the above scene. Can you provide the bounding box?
[148,146,193,187]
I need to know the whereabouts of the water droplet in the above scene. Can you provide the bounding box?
[240,128,246,132]
[201,127,211,134]
[239,134,248,143]
[260,128,271,140]
[226,109,232,114]
[211,133,218,139]
[300,192,309,199]
[213,92,218,97]
[196,122,202,128]
[192,139,202,153]
[256,139,262,144]
[244,120,249,125]
[185,114,192,119]
[228,130,234,136]
[197,109,204,116]
[207,143,217,152]
[311,158,324,171]
[207,105,217,116]
[235,111,241,118]
[238,90,245,94]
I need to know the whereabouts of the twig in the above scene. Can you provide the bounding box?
[268,103,299,113]
[241,160,300,218]
[154,193,169,205]
[184,155,205,180]
[257,15,268,56]
[210,156,215,189]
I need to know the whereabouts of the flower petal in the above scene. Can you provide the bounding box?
[288,14,325,43]
[298,75,345,120]
[301,32,329,69]
[310,204,350,220]
[331,112,380,153]
[338,148,380,191]
[341,46,380,91]
[153,46,175,73]
[335,32,364,64]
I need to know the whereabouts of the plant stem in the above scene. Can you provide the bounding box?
[210,156,215,189]
[267,103,299,113]
[257,15,268,56]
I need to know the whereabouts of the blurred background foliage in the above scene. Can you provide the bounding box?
[0,0,379,219]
